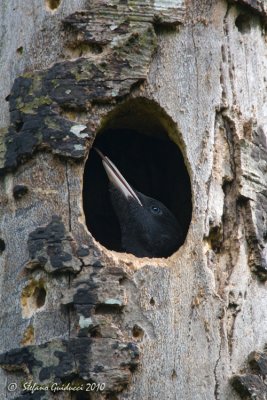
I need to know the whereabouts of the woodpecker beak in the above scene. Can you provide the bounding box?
[94,148,143,207]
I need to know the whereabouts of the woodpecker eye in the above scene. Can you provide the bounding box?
[150,205,162,215]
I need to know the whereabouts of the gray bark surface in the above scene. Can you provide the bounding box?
[0,1,267,400]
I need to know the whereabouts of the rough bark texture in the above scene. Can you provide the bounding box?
[0,1,267,400]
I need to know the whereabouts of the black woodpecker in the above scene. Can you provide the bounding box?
[95,148,183,258]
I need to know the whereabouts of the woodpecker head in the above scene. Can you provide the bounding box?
[95,148,182,258]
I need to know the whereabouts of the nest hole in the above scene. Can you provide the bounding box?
[83,99,192,258]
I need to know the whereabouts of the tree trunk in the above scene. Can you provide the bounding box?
[0,1,267,399]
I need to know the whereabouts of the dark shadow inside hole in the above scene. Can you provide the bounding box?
[15,120,24,132]
[90,327,102,338]
[83,99,192,257]
[0,239,5,253]
[150,297,155,306]
[235,14,251,33]
[16,46,24,55]
[132,324,144,339]
[35,287,46,308]
[13,184,29,199]
[46,0,61,10]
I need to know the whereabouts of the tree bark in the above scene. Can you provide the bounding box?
[0,1,267,399]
